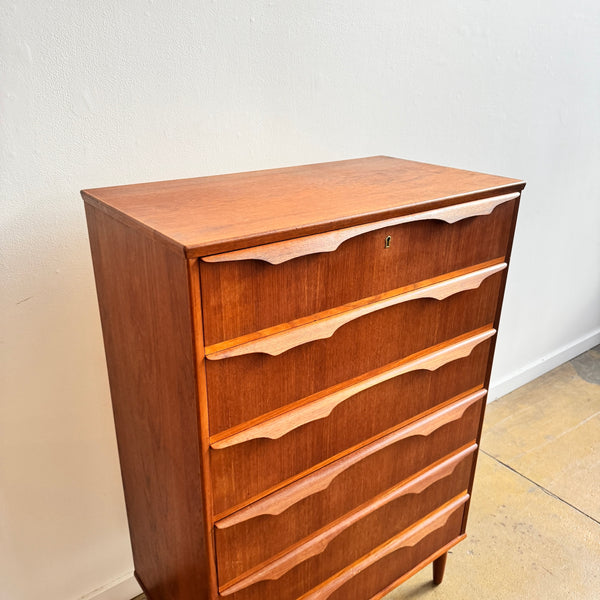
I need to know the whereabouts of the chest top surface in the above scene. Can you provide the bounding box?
[81,155,525,257]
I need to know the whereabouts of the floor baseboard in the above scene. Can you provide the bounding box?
[81,574,141,600]
[489,327,600,402]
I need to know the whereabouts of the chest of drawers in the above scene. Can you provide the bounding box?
[83,156,524,600]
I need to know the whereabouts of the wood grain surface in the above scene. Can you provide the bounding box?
[203,193,518,265]
[298,494,469,600]
[205,273,502,438]
[368,536,465,600]
[211,329,496,450]
[81,156,525,257]
[217,446,475,591]
[85,205,210,600]
[215,388,485,525]
[186,259,219,596]
[200,198,515,345]
[211,338,492,544]
[211,328,495,449]
[221,492,471,600]
[206,261,505,360]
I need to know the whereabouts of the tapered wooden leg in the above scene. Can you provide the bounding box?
[433,552,448,585]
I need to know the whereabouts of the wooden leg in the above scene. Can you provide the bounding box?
[433,552,448,585]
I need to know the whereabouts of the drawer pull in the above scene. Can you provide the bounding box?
[205,262,505,360]
[218,445,475,594]
[210,329,494,450]
[215,389,484,528]
[202,192,519,265]
[298,493,469,600]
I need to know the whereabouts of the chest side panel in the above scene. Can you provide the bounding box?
[85,204,213,600]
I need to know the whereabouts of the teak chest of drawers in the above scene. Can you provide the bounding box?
[83,156,525,600]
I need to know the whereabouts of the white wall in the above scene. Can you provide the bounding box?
[1,2,599,599]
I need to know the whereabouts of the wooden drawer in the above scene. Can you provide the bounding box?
[218,452,474,598]
[213,390,483,572]
[305,496,467,600]
[200,194,517,346]
[216,446,475,592]
[210,329,492,515]
[206,264,504,435]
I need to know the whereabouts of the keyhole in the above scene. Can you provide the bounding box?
[385,235,391,249]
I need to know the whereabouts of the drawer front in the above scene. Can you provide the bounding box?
[200,197,516,345]
[217,446,475,591]
[206,268,502,435]
[213,391,483,574]
[210,333,492,515]
[321,500,466,600]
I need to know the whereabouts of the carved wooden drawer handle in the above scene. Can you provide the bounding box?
[205,262,506,360]
[298,494,470,600]
[219,445,476,595]
[210,329,494,450]
[214,389,485,529]
[202,192,519,265]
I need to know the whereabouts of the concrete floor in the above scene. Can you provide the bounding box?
[133,345,600,600]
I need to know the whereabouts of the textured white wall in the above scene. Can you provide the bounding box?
[1,2,599,599]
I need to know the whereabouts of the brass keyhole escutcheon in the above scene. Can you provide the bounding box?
[385,235,391,249]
